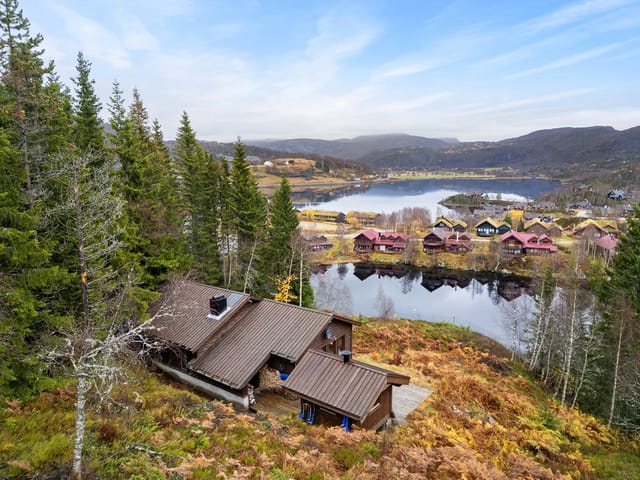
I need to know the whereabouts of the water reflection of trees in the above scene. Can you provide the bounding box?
[313,266,353,314]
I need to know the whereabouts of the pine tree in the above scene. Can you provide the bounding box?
[71,52,104,157]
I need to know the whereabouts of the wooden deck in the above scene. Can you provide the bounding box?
[252,390,299,418]
[392,384,432,424]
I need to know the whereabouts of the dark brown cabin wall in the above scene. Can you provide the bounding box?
[302,401,365,430]
[309,320,353,352]
[362,387,392,430]
[526,224,547,236]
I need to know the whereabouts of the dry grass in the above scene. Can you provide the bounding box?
[1,324,637,479]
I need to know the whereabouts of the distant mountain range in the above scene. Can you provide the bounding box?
[247,134,457,161]
[245,127,640,177]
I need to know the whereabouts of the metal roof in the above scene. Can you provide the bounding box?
[283,350,410,421]
[147,280,251,353]
[188,299,334,390]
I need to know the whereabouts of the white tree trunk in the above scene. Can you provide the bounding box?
[560,288,578,406]
[608,314,625,428]
[72,375,88,480]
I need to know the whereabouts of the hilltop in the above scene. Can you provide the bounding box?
[245,127,640,185]
[1,321,638,479]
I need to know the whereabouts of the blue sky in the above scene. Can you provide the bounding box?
[21,0,640,142]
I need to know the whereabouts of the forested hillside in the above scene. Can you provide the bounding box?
[0,2,310,477]
[1,1,639,479]
[249,128,640,183]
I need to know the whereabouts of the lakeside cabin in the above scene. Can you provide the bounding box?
[499,231,558,256]
[354,229,409,253]
[432,215,467,232]
[474,217,510,237]
[523,218,563,238]
[302,233,333,251]
[347,211,381,226]
[299,209,346,224]
[423,228,472,253]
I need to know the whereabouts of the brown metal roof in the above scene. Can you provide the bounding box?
[283,350,410,421]
[188,299,334,390]
[148,280,251,353]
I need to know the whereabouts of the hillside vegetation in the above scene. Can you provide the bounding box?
[247,128,640,185]
[1,321,638,479]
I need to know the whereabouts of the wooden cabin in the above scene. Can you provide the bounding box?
[354,229,409,254]
[474,217,510,237]
[375,231,410,253]
[499,231,558,256]
[283,350,410,431]
[353,229,378,253]
[302,234,333,251]
[347,211,381,227]
[147,280,358,409]
[423,229,472,253]
[595,235,618,266]
[433,215,467,232]
[573,219,619,241]
[523,218,563,238]
[423,228,450,252]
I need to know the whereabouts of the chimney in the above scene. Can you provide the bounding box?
[340,350,352,363]
[209,294,227,316]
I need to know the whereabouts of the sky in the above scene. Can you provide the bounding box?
[20,0,640,142]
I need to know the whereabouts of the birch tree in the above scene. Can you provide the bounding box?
[527,266,555,371]
[43,151,156,479]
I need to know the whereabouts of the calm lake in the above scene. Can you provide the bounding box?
[304,178,563,346]
[294,178,561,217]
[310,264,536,347]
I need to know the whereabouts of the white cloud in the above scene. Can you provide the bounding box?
[506,43,625,79]
[521,0,635,34]
[373,60,436,80]
[371,93,450,113]
[119,15,159,51]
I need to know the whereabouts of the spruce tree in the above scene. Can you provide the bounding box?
[229,139,266,291]
[0,0,54,210]
[0,129,65,396]
[262,176,299,292]
[174,111,222,282]
[108,88,184,286]
[71,52,104,157]
[230,139,266,244]
[594,205,640,429]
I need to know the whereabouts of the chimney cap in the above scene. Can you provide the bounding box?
[339,350,352,363]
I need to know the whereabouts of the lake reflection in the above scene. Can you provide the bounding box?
[310,263,536,347]
[295,178,560,216]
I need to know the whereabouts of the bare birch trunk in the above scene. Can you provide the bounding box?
[72,375,88,480]
[608,314,625,428]
[561,288,578,406]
